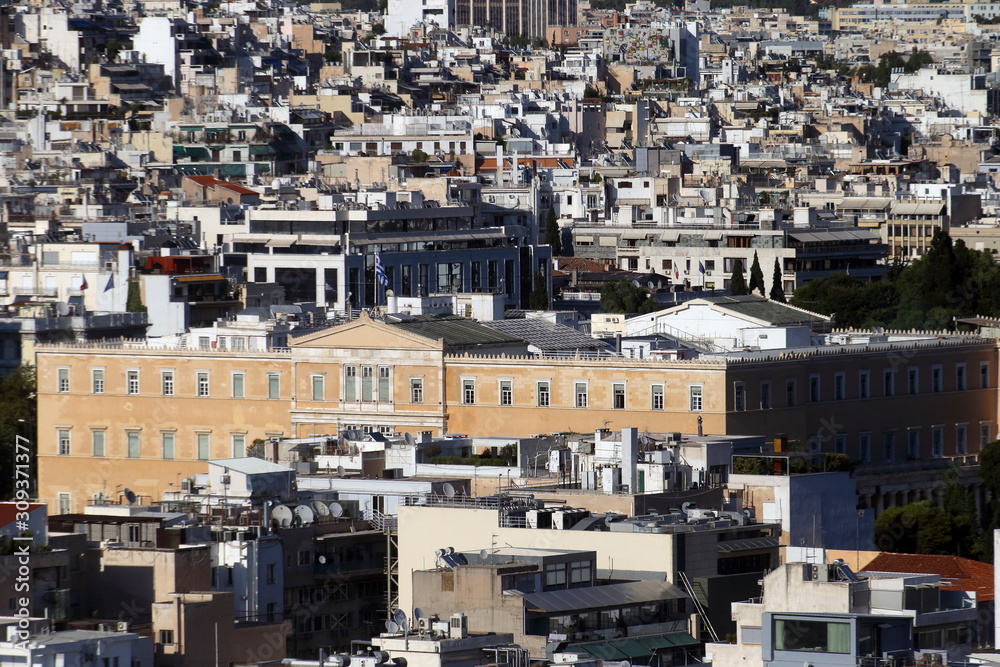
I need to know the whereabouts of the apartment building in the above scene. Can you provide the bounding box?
[36,314,998,514]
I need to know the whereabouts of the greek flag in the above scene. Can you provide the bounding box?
[375,252,389,288]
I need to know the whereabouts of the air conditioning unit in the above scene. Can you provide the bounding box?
[117,621,129,632]
[449,613,468,639]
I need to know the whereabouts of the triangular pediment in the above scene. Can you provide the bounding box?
[291,313,443,351]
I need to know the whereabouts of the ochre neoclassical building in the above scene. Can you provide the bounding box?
[37,314,999,513]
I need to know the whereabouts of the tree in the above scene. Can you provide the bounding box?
[545,208,562,256]
[0,366,37,500]
[749,251,765,295]
[370,23,386,36]
[411,148,428,162]
[126,279,146,313]
[600,279,659,314]
[770,258,786,303]
[874,501,958,555]
[529,271,549,310]
[729,260,749,296]
[105,39,125,62]
[590,171,602,183]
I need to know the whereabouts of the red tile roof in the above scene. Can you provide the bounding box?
[861,552,994,601]
[185,175,258,196]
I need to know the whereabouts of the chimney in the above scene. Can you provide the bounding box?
[621,427,638,494]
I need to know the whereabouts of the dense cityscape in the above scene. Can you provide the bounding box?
[4,0,1000,666]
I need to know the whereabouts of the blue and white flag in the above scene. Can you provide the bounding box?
[375,252,389,287]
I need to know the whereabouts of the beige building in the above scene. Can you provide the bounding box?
[36,315,999,514]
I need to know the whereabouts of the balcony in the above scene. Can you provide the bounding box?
[13,286,57,297]
[311,559,384,576]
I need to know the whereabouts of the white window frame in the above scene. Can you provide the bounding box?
[126,429,141,459]
[344,365,357,402]
[231,432,247,458]
[232,371,245,399]
[410,376,424,404]
[58,493,71,515]
[161,370,174,396]
[92,429,106,457]
[651,383,664,411]
[311,374,325,401]
[91,368,104,394]
[196,431,211,460]
[689,384,704,412]
[57,367,70,393]
[127,369,140,395]
[197,371,210,398]
[57,428,71,456]
[574,380,588,409]
[499,378,513,406]
[267,372,281,400]
[537,380,551,407]
[161,430,176,460]
[612,382,626,410]
[462,378,476,405]
[378,366,391,404]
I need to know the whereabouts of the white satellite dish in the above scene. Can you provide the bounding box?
[336,465,346,477]
[386,620,399,634]
[672,193,686,205]
[123,488,137,505]
[414,608,427,624]
[632,279,641,287]
[699,188,713,204]
[329,502,345,518]
[443,482,456,498]
[393,608,408,628]
[400,618,410,634]
[312,500,331,517]
[294,505,315,525]
[480,549,489,560]
[318,554,327,564]
[640,433,649,446]
[404,432,416,447]
[272,504,293,528]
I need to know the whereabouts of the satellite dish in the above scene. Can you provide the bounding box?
[672,193,686,205]
[312,500,331,517]
[632,279,641,287]
[480,549,489,560]
[404,432,416,447]
[393,608,408,628]
[443,482,456,498]
[318,554,327,564]
[123,488,137,505]
[56,302,70,316]
[699,188,713,204]
[294,505,315,525]
[336,465,345,477]
[386,289,395,297]
[400,619,410,634]
[272,504,293,527]
[414,608,427,623]
[640,433,650,446]
[329,502,345,518]
[386,620,399,633]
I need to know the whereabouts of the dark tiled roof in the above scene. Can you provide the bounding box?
[862,553,994,601]
[483,319,608,352]
[702,296,830,326]
[390,315,524,348]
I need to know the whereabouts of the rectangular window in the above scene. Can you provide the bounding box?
[810,374,820,402]
[311,375,325,401]
[982,362,991,389]
[908,429,919,460]
[651,384,664,410]
[761,381,771,410]
[569,560,592,585]
[162,432,175,460]
[58,368,70,393]
[58,493,71,515]
[92,369,104,394]
[232,434,246,458]
[232,372,244,399]
[859,370,870,399]
[159,630,174,645]
[92,430,105,457]
[883,369,895,397]
[197,433,210,460]
[463,379,476,405]
[932,428,943,458]
[908,368,918,395]
[268,373,280,399]
[127,370,140,395]
[859,433,871,463]
[774,619,851,654]
[834,373,845,401]
[197,372,210,397]
[932,365,943,392]
[127,431,140,458]
[162,370,173,396]
[956,424,968,455]
[58,429,71,456]
[378,366,390,403]
[345,366,357,401]
[786,380,796,407]
[884,432,895,462]
[544,563,567,587]
[613,383,626,410]
[410,377,423,404]
[734,383,746,411]
[981,423,992,446]
[690,385,704,411]
[500,380,513,406]
[835,434,847,455]
[361,366,373,402]
[957,364,966,391]
[537,381,551,407]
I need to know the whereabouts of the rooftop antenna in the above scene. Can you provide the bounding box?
[443,482,456,498]
[385,620,399,634]
[123,488,137,505]
[336,465,345,477]
[272,504,293,528]
[672,193,687,207]
[699,188,712,204]
[393,608,409,635]
[328,502,345,518]
[404,432,416,447]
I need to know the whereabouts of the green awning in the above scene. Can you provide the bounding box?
[249,144,274,156]
[172,145,185,156]
[220,164,246,177]
[205,127,228,132]
[186,146,210,159]
[178,125,203,131]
